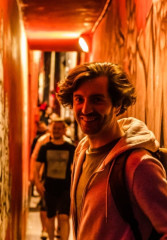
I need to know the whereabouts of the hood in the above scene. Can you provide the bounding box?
[96,117,159,167]
[118,117,159,152]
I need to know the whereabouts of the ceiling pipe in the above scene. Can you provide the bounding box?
[91,0,112,33]
[28,38,82,52]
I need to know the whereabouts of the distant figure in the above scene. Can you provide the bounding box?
[64,117,75,143]
[29,121,49,239]
[35,119,75,240]
[30,121,48,155]
[58,62,167,240]
[40,106,53,125]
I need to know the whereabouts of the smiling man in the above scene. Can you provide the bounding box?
[73,75,122,146]
[58,62,167,240]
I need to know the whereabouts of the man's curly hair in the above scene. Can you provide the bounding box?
[57,62,136,116]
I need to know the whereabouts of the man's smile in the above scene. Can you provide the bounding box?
[80,115,98,122]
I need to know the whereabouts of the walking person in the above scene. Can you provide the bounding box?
[58,62,167,240]
[30,125,50,239]
[35,119,75,240]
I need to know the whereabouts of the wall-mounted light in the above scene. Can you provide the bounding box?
[79,37,89,52]
[79,34,92,52]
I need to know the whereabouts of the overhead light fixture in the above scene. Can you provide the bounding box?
[79,34,92,52]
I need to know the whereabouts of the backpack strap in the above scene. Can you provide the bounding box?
[109,149,142,240]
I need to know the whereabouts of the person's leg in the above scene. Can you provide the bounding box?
[55,213,61,238]
[39,197,49,238]
[47,216,55,240]
[40,210,48,232]
[57,190,70,240]
[58,214,70,240]
[44,191,57,240]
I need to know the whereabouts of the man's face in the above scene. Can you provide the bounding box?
[51,121,65,139]
[73,76,118,137]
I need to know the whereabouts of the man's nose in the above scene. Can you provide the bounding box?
[81,100,93,114]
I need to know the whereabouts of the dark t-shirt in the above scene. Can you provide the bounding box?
[37,141,75,194]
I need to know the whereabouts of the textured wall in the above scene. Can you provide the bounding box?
[0,15,10,238]
[92,0,167,146]
[0,0,29,239]
[29,51,43,145]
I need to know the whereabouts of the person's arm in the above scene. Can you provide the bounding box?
[34,144,46,197]
[29,133,49,182]
[132,155,167,238]
[34,161,45,197]
[29,139,43,182]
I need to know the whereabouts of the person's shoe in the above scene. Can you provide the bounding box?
[40,231,48,240]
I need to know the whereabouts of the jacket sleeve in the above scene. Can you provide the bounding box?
[131,154,167,239]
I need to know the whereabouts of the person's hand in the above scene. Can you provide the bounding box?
[36,182,45,197]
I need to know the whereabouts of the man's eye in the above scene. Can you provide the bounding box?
[92,97,103,103]
[74,97,83,104]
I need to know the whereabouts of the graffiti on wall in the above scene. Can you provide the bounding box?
[0,11,10,240]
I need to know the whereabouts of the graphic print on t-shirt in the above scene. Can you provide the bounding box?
[46,150,69,179]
